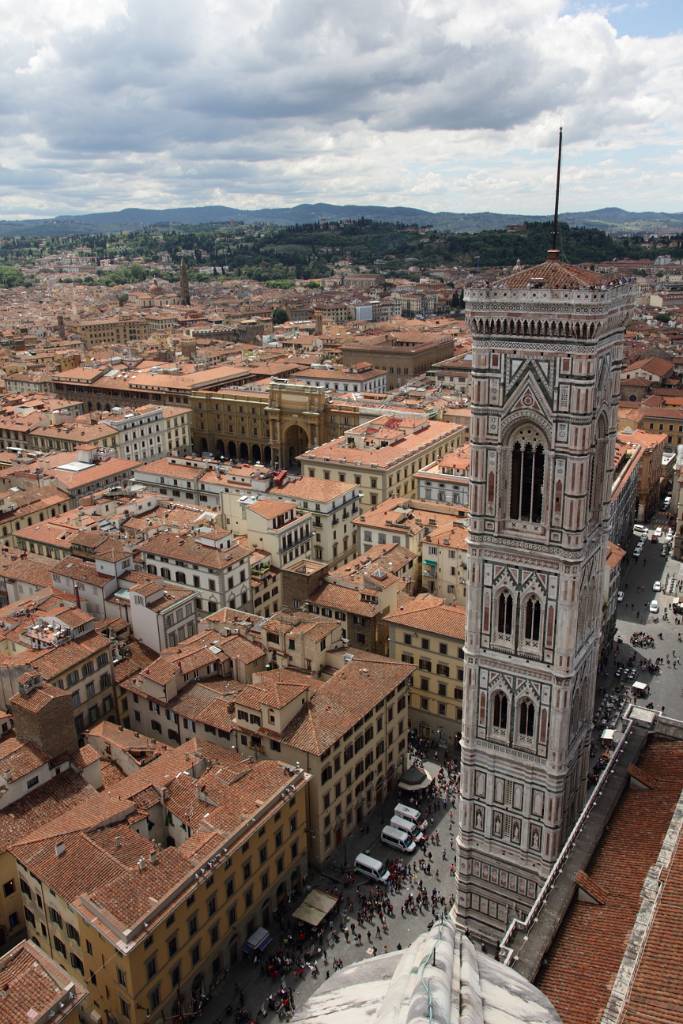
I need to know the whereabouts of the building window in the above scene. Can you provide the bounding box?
[510,437,544,522]
[70,953,84,974]
[497,592,513,637]
[524,597,541,642]
[519,700,535,738]
[492,692,508,730]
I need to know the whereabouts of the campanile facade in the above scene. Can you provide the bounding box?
[455,256,634,946]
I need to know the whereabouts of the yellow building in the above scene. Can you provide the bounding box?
[232,651,412,863]
[78,316,155,347]
[299,413,462,511]
[385,594,466,746]
[191,380,332,468]
[11,740,309,1024]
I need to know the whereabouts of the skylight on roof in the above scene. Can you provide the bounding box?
[57,461,92,472]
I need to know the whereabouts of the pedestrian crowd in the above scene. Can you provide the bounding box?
[208,744,462,1023]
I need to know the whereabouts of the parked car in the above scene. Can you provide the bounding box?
[653,581,661,592]
[654,526,663,538]
[381,826,416,854]
[354,853,390,884]
[617,590,624,603]
[394,804,426,829]
[649,599,659,614]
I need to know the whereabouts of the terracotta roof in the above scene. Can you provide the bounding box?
[626,356,673,378]
[312,582,385,618]
[384,594,466,640]
[0,771,94,851]
[620,824,683,1024]
[0,940,88,1024]
[236,670,318,711]
[248,498,297,520]
[300,419,460,469]
[139,531,250,570]
[278,652,412,756]
[493,259,610,290]
[538,738,683,1024]
[277,478,357,503]
[0,736,48,782]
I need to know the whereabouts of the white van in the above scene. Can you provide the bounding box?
[394,803,424,827]
[380,825,417,854]
[354,853,390,884]
[389,815,424,841]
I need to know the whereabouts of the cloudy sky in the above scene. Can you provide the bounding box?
[1,0,682,218]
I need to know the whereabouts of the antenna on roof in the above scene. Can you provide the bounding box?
[548,126,563,262]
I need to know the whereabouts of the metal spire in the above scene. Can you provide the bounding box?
[548,126,563,261]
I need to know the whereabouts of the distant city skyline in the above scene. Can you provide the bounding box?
[1,0,682,219]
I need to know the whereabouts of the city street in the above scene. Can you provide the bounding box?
[192,519,683,1024]
[607,516,683,721]
[195,757,460,1023]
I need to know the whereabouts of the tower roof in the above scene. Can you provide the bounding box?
[492,259,611,290]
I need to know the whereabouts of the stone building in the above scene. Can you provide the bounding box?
[456,255,635,946]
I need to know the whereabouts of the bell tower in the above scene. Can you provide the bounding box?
[455,140,635,947]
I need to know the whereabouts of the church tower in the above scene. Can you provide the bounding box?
[455,214,634,945]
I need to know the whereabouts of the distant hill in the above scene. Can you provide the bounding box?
[1,203,682,238]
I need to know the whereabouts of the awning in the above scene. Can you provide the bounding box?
[243,927,272,954]
[291,888,339,927]
[398,763,433,792]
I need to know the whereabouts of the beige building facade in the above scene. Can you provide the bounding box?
[385,595,466,745]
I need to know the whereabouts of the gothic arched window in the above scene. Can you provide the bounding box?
[519,699,535,737]
[497,591,513,637]
[590,416,608,525]
[509,428,546,523]
[524,597,541,642]
[492,692,508,729]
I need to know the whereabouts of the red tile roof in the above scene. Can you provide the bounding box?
[538,738,683,1024]
[620,824,683,1024]
[494,259,610,290]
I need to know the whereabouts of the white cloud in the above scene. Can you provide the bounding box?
[0,0,681,217]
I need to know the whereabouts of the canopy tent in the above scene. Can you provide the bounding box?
[243,927,272,955]
[398,763,433,792]
[292,888,339,927]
